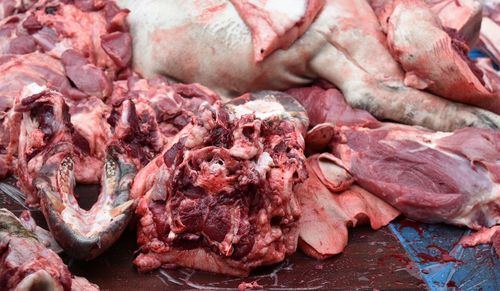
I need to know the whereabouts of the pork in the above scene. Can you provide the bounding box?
[296,154,400,259]
[476,57,500,94]
[0,0,132,98]
[384,0,499,113]
[287,85,379,128]
[133,93,307,276]
[0,208,98,291]
[328,123,499,230]
[459,226,500,257]
[108,76,220,143]
[117,0,500,131]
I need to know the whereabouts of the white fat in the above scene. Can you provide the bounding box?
[255,152,274,177]
[21,83,47,99]
[232,99,290,120]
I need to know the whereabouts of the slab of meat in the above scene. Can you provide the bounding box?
[296,154,400,259]
[384,0,499,114]
[327,123,499,230]
[13,87,148,259]
[287,85,379,128]
[0,208,98,290]
[476,1,500,64]
[133,93,307,276]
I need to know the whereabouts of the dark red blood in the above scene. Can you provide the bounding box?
[397,220,424,236]
[447,281,457,288]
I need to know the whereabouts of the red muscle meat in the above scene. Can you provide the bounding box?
[330,123,499,230]
[287,85,379,128]
[133,94,307,276]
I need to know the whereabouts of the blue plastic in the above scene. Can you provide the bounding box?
[389,221,500,290]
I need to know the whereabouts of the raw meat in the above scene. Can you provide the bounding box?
[108,76,220,144]
[0,0,36,20]
[0,208,98,290]
[385,0,499,113]
[133,93,307,276]
[296,154,400,259]
[328,123,499,230]
[117,0,500,131]
[479,1,500,63]
[459,226,500,257]
[287,85,379,128]
[476,57,500,94]
[0,0,132,98]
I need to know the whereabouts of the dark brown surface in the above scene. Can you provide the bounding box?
[0,181,425,290]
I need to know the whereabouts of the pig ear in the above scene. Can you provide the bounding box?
[305,123,335,154]
[309,153,353,193]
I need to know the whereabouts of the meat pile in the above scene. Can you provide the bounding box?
[133,93,308,276]
[0,0,498,287]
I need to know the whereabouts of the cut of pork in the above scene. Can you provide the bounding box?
[328,123,499,230]
[0,208,98,290]
[108,76,220,144]
[133,93,307,276]
[385,0,499,113]
[296,153,399,259]
[287,85,379,128]
[0,0,36,20]
[0,0,132,98]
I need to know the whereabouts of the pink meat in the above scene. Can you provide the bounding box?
[385,0,499,114]
[286,85,379,128]
[460,226,500,257]
[476,57,500,94]
[230,0,325,62]
[0,0,132,97]
[331,123,500,230]
[296,154,400,259]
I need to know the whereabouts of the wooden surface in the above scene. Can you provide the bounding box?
[1,182,425,290]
